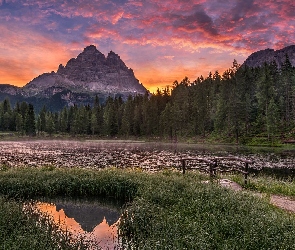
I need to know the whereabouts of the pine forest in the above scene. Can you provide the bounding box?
[1,57,295,145]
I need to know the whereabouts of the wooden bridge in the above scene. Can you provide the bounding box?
[180,157,254,184]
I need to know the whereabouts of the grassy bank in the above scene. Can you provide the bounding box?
[0,166,139,250]
[1,167,295,249]
[0,166,138,200]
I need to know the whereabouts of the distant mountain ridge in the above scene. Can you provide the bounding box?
[243,45,295,68]
[0,45,147,112]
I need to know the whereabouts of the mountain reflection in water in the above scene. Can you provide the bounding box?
[34,200,120,249]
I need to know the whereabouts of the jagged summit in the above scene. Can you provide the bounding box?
[106,50,128,70]
[56,45,131,81]
[0,45,147,111]
[57,45,128,76]
[84,44,98,52]
[21,45,147,101]
[243,45,295,68]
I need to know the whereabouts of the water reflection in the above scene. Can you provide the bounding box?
[31,200,120,249]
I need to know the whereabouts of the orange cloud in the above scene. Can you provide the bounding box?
[0,23,73,86]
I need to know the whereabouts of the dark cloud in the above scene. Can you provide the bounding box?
[173,10,218,36]
[230,0,256,21]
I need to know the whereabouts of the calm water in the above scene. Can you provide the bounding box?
[25,199,121,249]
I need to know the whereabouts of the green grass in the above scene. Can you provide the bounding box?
[232,173,295,197]
[119,172,295,249]
[1,167,295,249]
[0,166,139,250]
[0,166,138,201]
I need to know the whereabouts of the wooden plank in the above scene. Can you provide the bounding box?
[180,158,215,165]
[214,157,254,164]
[181,157,254,164]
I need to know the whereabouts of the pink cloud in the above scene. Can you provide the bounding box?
[126,1,143,7]
[0,0,295,91]
[163,56,175,60]
[3,0,293,54]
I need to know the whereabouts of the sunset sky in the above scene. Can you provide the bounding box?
[0,0,294,93]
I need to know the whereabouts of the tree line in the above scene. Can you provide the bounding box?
[0,56,295,144]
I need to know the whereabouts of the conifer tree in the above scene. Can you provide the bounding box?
[24,104,36,136]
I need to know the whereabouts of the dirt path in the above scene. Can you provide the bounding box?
[219,179,295,213]
[270,195,295,213]
[219,179,243,191]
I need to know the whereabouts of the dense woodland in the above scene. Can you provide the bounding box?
[1,57,295,144]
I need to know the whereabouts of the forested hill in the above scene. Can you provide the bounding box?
[0,56,295,144]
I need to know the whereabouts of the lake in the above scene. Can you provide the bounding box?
[0,139,294,170]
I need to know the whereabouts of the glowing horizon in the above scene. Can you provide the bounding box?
[0,0,294,93]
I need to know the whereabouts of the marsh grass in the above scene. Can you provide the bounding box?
[1,167,295,249]
[0,166,139,249]
[232,173,295,197]
[0,166,138,201]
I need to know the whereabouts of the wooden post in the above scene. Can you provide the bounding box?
[209,159,217,179]
[181,159,186,174]
[244,162,249,185]
[209,163,213,178]
[214,159,217,176]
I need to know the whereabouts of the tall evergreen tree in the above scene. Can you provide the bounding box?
[24,104,36,136]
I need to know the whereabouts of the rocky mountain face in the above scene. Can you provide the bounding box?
[0,84,19,95]
[243,45,295,68]
[0,45,147,112]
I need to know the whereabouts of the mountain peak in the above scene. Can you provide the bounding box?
[83,44,97,52]
[19,44,147,109]
[106,50,128,70]
[107,50,119,57]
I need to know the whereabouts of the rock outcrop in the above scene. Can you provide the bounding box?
[243,45,295,68]
[23,45,147,98]
[0,84,20,96]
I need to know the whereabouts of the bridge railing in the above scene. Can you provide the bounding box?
[180,157,254,185]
